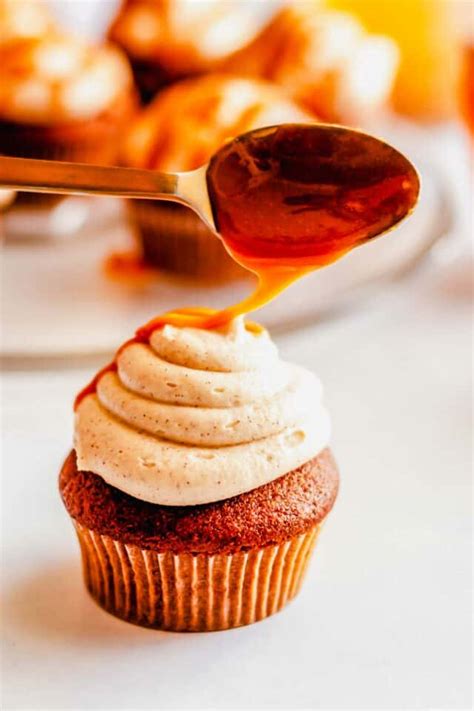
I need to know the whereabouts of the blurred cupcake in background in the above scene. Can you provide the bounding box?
[121,74,314,280]
[108,0,262,102]
[0,0,55,46]
[326,0,462,121]
[0,0,57,212]
[61,318,339,631]
[0,32,136,206]
[223,2,399,124]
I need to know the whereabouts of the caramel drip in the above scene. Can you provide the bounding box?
[73,307,263,409]
[75,125,419,409]
[73,260,320,410]
[103,251,158,284]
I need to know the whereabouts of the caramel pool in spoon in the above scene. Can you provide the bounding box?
[137,123,419,333]
[75,123,420,406]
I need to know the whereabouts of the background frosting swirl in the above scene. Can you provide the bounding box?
[0,34,132,124]
[75,319,330,505]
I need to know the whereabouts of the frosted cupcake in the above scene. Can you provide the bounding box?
[0,0,55,46]
[0,32,136,197]
[223,3,399,123]
[121,74,313,279]
[60,317,339,631]
[108,0,260,102]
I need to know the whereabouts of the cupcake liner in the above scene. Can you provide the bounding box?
[128,200,248,280]
[74,521,320,632]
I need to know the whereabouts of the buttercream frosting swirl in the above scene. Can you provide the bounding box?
[0,34,132,124]
[75,319,330,506]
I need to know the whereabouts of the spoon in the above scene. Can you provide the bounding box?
[0,151,215,230]
[0,124,419,262]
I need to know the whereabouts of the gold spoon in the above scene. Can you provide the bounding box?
[0,152,215,229]
[0,124,419,259]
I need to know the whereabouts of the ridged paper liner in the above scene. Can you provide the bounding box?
[128,200,247,280]
[74,521,320,631]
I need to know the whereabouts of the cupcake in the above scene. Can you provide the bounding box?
[0,0,55,46]
[60,317,339,631]
[108,0,260,102]
[0,32,136,205]
[222,3,399,123]
[121,74,313,279]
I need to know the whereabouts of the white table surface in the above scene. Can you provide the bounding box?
[1,248,472,709]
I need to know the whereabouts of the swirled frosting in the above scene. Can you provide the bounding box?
[0,34,132,124]
[0,0,54,46]
[75,319,330,506]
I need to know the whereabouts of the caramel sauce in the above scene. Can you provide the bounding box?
[103,250,158,284]
[75,124,419,408]
[74,307,254,409]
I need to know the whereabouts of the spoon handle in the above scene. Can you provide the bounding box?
[0,155,180,201]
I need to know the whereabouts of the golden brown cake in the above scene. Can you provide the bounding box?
[108,0,261,101]
[60,449,338,631]
[60,318,339,631]
[222,3,399,123]
[121,74,314,279]
[60,450,338,556]
[0,33,136,204]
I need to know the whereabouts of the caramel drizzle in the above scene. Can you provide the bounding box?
[75,120,418,410]
[74,238,354,411]
[73,303,263,410]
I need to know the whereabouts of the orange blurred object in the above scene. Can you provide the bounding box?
[326,0,462,120]
[460,43,474,135]
[222,4,398,123]
[102,251,158,285]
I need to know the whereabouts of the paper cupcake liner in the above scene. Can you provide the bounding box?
[128,200,247,281]
[73,521,320,632]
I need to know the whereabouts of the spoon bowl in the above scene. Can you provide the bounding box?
[206,123,420,267]
[0,123,419,258]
